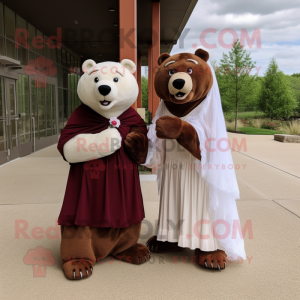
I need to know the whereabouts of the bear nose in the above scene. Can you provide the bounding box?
[172,79,185,90]
[98,85,111,96]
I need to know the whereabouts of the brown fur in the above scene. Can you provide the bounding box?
[60,222,150,280]
[154,50,213,117]
[154,49,213,161]
[124,126,148,165]
[195,249,228,269]
[156,116,201,160]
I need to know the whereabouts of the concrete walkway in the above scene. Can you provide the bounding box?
[0,133,299,300]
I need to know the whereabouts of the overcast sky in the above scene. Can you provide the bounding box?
[169,0,300,76]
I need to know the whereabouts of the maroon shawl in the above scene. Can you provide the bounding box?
[57,104,147,228]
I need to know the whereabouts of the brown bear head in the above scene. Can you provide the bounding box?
[154,49,213,117]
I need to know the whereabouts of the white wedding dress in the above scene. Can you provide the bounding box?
[156,104,220,251]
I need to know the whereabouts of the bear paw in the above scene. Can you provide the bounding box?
[195,249,228,270]
[156,116,182,139]
[113,243,151,265]
[124,131,148,165]
[62,259,94,280]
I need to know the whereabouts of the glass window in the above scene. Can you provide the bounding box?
[77,59,81,73]
[71,55,74,70]
[18,46,27,65]
[72,91,76,109]
[63,89,68,126]
[66,52,70,68]
[52,85,57,135]
[61,48,66,67]
[0,36,4,55]
[9,83,16,116]
[37,87,45,138]
[16,15,26,30]
[67,73,71,90]
[6,39,17,59]
[28,50,35,62]
[46,84,52,136]
[49,39,56,62]
[44,35,50,58]
[68,89,72,117]
[0,77,5,117]
[0,120,7,151]
[72,74,76,90]
[4,6,15,40]
[36,30,44,57]
[16,15,26,48]
[0,3,4,36]
[58,88,64,130]
[56,47,61,65]
[11,119,17,148]
[31,80,38,140]
[28,23,35,50]
[63,67,68,89]
[17,74,30,144]
[74,74,78,91]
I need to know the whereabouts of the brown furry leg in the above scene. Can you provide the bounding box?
[61,222,149,279]
[111,222,150,264]
[195,248,228,270]
[60,226,96,280]
[113,243,150,264]
[146,235,183,253]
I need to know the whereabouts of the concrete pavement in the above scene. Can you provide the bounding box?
[0,133,299,300]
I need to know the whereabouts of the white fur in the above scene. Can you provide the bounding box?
[63,59,138,163]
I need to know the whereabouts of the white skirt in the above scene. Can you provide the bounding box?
[156,157,220,251]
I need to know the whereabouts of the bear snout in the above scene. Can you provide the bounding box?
[172,79,185,90]
[98,85,111,96]
[168,72,193,100]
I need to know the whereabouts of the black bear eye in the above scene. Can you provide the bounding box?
[169,70,175,76]
[113,77,119,82]
[187,68,193,74]
[94,77,99,83]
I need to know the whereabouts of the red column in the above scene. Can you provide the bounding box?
[137,53,142,108]
[148,44,153,113]
[119,0,137,109]
[151,1,160,116]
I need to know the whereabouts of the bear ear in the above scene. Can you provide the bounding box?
[194,48,209,62]
[120,59,136,74]
[157,53,171,66]
[82,59,97,74]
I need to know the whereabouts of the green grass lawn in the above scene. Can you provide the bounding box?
[237,127,283,135]
[224,111,266,120]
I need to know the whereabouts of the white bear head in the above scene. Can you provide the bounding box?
[77,59,138,118]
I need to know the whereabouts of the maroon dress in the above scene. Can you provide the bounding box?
[57,104,147,228]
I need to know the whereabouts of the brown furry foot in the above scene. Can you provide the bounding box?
[195,249,228,270]
[113,243,150,265]
[62,259,94,280]
[146,235,183,253]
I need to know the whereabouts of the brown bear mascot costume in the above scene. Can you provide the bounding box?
[145,49,246,270]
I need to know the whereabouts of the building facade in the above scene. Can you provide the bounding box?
[0,0,197,166]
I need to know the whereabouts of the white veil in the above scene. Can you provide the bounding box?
[144,62,246,260]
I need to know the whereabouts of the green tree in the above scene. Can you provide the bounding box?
[286,75,300,115]
[141,76,148,108]
[258,58,297,119]
[218,39,257,131]
[291,73,300,78]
